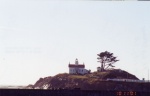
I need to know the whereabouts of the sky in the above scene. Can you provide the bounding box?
[0,0,150,85]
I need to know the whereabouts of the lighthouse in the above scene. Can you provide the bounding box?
[68,58,89,75]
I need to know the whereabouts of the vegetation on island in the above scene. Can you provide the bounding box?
[29,69,141,90]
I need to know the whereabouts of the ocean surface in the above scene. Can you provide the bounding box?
[0,85,26,89]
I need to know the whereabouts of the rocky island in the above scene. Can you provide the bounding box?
[27,51,150,94]
[27,69,149,92]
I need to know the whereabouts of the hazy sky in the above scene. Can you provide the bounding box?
[0,1,150,85]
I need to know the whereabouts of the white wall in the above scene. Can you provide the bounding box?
[69,67,88,74]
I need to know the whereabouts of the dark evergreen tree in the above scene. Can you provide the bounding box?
[97,51,119,71]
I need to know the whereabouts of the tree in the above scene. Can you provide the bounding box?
[97,51,119,72]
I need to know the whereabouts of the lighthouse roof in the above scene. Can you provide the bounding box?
[68,64,85,68]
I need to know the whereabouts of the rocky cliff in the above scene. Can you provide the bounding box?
[27,69,150,91]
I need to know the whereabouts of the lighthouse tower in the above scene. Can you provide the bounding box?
[75,58,79,65]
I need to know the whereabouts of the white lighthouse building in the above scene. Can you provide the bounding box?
[68,58,89,75]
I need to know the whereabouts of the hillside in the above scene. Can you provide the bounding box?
[27,69,150,91]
